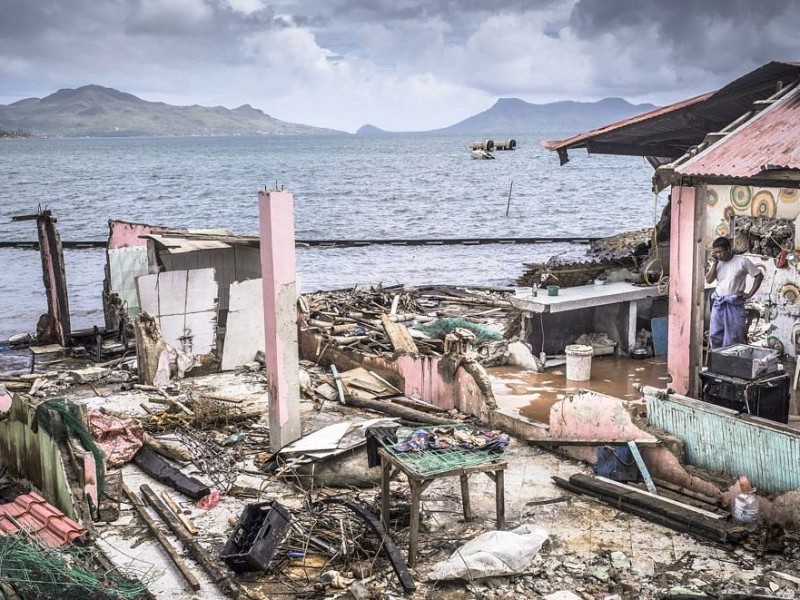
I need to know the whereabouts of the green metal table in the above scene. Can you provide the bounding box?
[378,437,507,567]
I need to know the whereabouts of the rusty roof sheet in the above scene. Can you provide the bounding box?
[543,61,800,162]
[675,85,800,179]
[0,491,86,547]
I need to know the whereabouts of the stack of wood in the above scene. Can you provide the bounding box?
[301,284,512,358]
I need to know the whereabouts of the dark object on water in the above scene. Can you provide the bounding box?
[630,347,651,360]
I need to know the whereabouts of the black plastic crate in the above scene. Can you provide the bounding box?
[220,500,291,573]
[708,344,779,380]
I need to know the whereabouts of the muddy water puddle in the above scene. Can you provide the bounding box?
[488,356,669,423]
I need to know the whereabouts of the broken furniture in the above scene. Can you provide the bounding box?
[510,281,665,355]
[377,429,507,567]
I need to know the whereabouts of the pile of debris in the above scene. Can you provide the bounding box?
[300,284,514,360]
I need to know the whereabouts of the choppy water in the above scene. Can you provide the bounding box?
[0,133,662,343]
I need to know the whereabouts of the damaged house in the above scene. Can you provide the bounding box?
[3,62,800,599]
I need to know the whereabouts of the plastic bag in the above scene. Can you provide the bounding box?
[427,523,548,580]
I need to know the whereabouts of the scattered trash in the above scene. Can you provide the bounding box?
[197,489,221,510]
[427,523,548,580]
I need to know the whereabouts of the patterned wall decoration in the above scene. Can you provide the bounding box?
[704,184,800,358]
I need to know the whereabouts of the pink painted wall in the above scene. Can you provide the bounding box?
[667,186,697,395]
[397,355,486,417]
[107,220,173,249]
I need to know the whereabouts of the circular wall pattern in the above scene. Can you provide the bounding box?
[751,190,776,217]
[707,188,719,207]
[779,188,798,203]
[730,185,753,211]
[781,282,800,305]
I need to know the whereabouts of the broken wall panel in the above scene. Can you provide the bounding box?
[136,268,218,355]
[0,394,84,519]
[151,241,261,327]
[221,278,265,371]
[107,247,150,320]
[644,386,800,493]
[104,220,175,329]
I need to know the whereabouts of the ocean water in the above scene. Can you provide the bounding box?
[0,133,662,342]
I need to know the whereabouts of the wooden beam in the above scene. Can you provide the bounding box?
[380,314,418,355]
[121,482,201,591]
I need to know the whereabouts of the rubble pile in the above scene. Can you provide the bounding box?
[301,284,512,359]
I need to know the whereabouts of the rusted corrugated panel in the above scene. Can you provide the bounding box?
[676,85,800,179]
[645,390,800,493]
[0,491,86,547]
[543,61,800,160]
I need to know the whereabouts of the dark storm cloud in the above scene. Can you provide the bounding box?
[569,0,800,75]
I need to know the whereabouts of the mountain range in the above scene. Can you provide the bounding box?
[0,85,657,138]
[357,97,657,135]
[0,85,342,137]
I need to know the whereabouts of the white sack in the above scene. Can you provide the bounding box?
[427,523,548,581]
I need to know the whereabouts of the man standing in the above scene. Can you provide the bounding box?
[705,236,763,349]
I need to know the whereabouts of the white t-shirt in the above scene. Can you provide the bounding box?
[714,254,761,296]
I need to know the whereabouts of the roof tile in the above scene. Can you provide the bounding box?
[0,492,86,548]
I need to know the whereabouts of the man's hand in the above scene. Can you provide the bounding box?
[736,291,749,300]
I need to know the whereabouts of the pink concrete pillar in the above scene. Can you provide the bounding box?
[667,185,704,396]
[259,190,301,450]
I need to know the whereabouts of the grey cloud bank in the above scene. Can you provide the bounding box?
[1,0,798,132]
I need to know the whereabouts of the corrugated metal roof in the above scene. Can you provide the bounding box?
[0,491,86,547]
[675,84,800,179]
[543,61,800,162]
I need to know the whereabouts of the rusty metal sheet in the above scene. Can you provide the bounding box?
[676,85,800,179]
[543,61,800,162]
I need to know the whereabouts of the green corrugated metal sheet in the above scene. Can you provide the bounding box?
[644,387,800,493]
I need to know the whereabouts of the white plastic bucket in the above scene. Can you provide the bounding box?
[565,344,593,381]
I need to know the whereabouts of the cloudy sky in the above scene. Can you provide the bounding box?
[2,0,799,132]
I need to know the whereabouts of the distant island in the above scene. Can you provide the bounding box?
[0,85,344,138]
[0,84,659,138]
[357,97,658,136]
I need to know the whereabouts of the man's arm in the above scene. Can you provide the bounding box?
[705,255,719,284]
[743,271,764,299]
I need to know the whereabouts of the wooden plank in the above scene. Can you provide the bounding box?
[161,489,198,535]
[121,482,201,591]
[139,484,237,596]
[529,438,660,447]
[566,474,746,541]
[380,314,418,354]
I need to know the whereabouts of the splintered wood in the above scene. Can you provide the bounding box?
[300,284,511,359]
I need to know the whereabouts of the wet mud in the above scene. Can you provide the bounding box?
[489,356,670,423]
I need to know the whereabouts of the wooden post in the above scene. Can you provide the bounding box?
[505,180,514,216]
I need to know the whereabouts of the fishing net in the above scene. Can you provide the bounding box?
[0,533,152,599]
[413,317,502,347]
[33,397,106,495]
